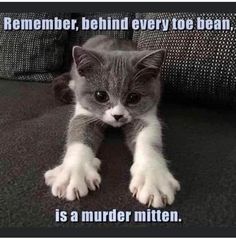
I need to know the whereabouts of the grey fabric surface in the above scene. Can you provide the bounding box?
[134,13,236,106]
[61,12,135,71]
[0,13,69,82]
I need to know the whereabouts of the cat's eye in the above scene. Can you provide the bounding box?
[94,91,109,103]
[126,93,141,105]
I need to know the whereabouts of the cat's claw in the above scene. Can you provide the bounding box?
[74,188,80,200]
[58,191,63,199]
[87,178,100,191]
[148,195,154,208]
[94,180,100,189]
[132,187,138,198]
[57,186,66,199]
[162,194,168,207]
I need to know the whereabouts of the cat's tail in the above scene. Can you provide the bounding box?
[52,72,74,104]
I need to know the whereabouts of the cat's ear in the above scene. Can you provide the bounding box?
[72,46,104,76]
[134,49,166,79]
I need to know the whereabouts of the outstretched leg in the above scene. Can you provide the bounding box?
[123,108,180,208]
[45,109,106,201]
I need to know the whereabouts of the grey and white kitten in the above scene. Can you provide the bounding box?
[45,35,180,208]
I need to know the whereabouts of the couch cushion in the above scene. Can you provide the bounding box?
[134,13,236,107]
[0,80,235,228]
[61,12,135,71]
[0,13,69,82]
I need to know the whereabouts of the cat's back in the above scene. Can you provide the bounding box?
[82,35,136,51]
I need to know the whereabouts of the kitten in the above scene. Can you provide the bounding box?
[44,35,180,208]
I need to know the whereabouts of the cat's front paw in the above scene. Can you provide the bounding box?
[129,163,180,208]
[44,157,101,200]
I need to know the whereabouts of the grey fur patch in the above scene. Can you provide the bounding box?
[67,115,107,153]
[123,119,163,155]
[122,119,146,153]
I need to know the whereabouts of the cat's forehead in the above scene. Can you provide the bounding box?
[105,55,134,94]
[105,51,133,71]
[87,52,134,93]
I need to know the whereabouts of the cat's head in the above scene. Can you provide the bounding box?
[71,46,166,127]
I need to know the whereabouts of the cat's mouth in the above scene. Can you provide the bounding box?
[103,117,131,128]
[108,121,127,128]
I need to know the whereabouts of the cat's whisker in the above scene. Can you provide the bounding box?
[77,117,99,127]
[83,117,106,128]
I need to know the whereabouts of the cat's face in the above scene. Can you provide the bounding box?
[72,47,166,127]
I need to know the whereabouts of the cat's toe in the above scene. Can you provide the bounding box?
[64,163,101,200]
[50,169,70,198]
[135,184,164,208]
[51,183,67,198]
[83,159,101,191]
[45,159,102,201]
[44,165,63,186]
[85,171,101,191]
[91,157,101,170]
[65,173,89,200]
[65,187,79,201]
[129,168,180,208]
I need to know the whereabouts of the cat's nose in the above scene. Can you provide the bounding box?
[113,114,123,121]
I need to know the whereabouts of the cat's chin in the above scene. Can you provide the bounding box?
[108,122,125,128]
